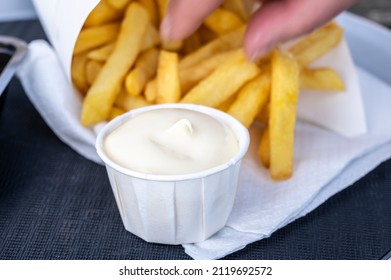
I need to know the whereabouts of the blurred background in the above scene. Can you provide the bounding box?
[0,0,390,27]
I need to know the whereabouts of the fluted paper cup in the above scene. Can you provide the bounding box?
[95,104,250,244]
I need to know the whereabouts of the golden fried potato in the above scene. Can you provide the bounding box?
[269,49,300,180]
[157,50,181,103]
[74,23,120,55]
[181,50,259,107]
[125,48,159,97]
[300,67,345,91]
[289,22,343,67]
[227,69,270,128]
[81,3,150,126]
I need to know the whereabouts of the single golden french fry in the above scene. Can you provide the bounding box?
[144,79,157,103]
[182,32,202,55]
[141,24,160,51]
[81,3,150,126]
[106,0,131,10]
[227,70,270,128]
[84,0,123,27]
[204,8,243,35]
[222,0,255,21]
[179,49,240,93]
[115,90,151,111]
[157,51,181,103]
[74,23,120,55]
[139,0,159,27]
[125,48,159,96]
[300,67,345,91]
[109,106,126,120]
[181,50,259,107]
[87,43,115,63]
[258,126,270,168]
[86,60,103,85]
[162,41,183,52]
[179,26,245,70]
[269,48,299,180]
[71,53,89,94]
[289,22,343,67]
[139,0,158,28]
[156,0,168,20]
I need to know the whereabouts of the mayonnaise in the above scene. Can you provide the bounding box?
[104,108,239,175]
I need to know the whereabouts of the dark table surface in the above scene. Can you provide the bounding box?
[1,7,391,260]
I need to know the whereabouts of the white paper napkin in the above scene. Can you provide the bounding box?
[17,39,391,259]
[184,67,391,259]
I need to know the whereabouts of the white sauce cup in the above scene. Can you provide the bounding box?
[96,104,250,244]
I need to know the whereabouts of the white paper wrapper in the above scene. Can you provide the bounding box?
[22,1,391,259]
[32,0,100,81]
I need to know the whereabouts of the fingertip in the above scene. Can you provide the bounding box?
[243,23,276,61]
[160,14,172,42]
[160,0,223,41]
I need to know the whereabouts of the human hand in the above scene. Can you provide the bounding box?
[160,0,358,60]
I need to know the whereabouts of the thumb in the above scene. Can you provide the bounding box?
[243,0,357,60]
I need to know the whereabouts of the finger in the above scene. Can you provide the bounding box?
[244,0,357,60]
[160,0,224,41]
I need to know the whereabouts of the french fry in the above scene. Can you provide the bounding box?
[87,43,115,63]
[106,0,132,10]
[227,70,270,128]
[109,106,126,120]
[269,49,299,180]
[139,0,159,28]
[144,79,158,103]
[204,8,243,35]
[71,53,89,94]
[289,22,343,67]
[179,25,245,70]
[81,3,150,126]
[300,67,345,91]
[74,23,120,55]
[157,51,181,103]
[156,0,168,20]
[258,126,270,168]
[85,60,103,86]
[181,50,259,107]
[179,49,240,93]
[84,0,123,27]
[222,0,255,21]
[125,48,159,96]
[162,41,183,52]
[140,24,160,51]
[115,90,151,111]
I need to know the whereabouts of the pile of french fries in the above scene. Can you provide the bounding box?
[72,0,345,180]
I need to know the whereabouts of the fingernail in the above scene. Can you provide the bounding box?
[160,15,172,41]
